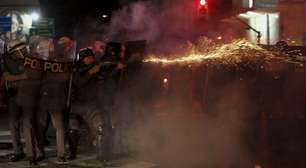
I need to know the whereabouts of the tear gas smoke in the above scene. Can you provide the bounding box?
[75,0,225,52]
[112,39,289,168]
[111,36,306,167]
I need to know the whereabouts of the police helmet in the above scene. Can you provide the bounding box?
[79,48,95,61]
[7,40,28,59]
[58,36,72,45]
[103,42,121,62]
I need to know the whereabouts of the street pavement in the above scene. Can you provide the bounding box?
[0,156,158,168]
[0,129,158,168]
[0,144,158,168]
[0,130,13,157]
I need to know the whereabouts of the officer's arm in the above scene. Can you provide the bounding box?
[73,71,93,89]
[88,64,103,75]
[2,72,27,82]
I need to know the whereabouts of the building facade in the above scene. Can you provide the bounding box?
[0,0,40,41]
[231,0,306,46]
[278,0,306,45]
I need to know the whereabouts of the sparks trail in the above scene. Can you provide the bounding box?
[143,39,302,66]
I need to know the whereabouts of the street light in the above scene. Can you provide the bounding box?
[198,0,208,16]
[200,0,206,6]
[102,14,109,18]
[31,12,40,21]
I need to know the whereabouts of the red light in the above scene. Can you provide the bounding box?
[200,0,206,6]
[198,0,208,16]
[163,78,168,84]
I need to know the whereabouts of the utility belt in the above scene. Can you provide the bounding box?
[23,56,72,73]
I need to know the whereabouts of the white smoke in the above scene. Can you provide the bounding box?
[106,1,159,42]
[103,0,201,53]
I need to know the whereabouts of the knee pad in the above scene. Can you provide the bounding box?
[97,125,103,135]
[69,129,79,135]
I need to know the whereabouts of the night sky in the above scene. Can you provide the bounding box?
[39,0,121,37]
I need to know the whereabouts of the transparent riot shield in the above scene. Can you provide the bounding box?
[55,37,77,62]
[29,36,77,62]
[29,35,55,60]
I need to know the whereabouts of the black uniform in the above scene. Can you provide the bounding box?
[16,68,45,163]
[68,45,122,161]
[38,71,69,159]
[1,52,25,158]
[1,44,44,164]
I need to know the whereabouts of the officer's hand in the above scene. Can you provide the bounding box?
[88,64,102,75]
[117,63,126,70]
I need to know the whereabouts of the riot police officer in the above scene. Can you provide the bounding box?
[1,41,27,162]
[68,44,124,161]
[68,48,98,160]
[3,41,44,165]
[37,36,73,163]
[95,42,125,161]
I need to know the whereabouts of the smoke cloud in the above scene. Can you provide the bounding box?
[75,0,219,53]
[112,63,258,168]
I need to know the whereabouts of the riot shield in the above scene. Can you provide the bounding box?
[29,36,54,60]
[124,40,146,64]
[55,37,76,62]
[103,42,122,62]
[29,36,76,62]
[27,36,76,73]
[28,35,76,114]
[121,40,146,82]
[59,38,77,114]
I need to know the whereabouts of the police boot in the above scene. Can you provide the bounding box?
[8,153,25,162]
[28,157,38,166]
[96,125,107,161]
[96,126,113,162]
[67,129,79,160]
